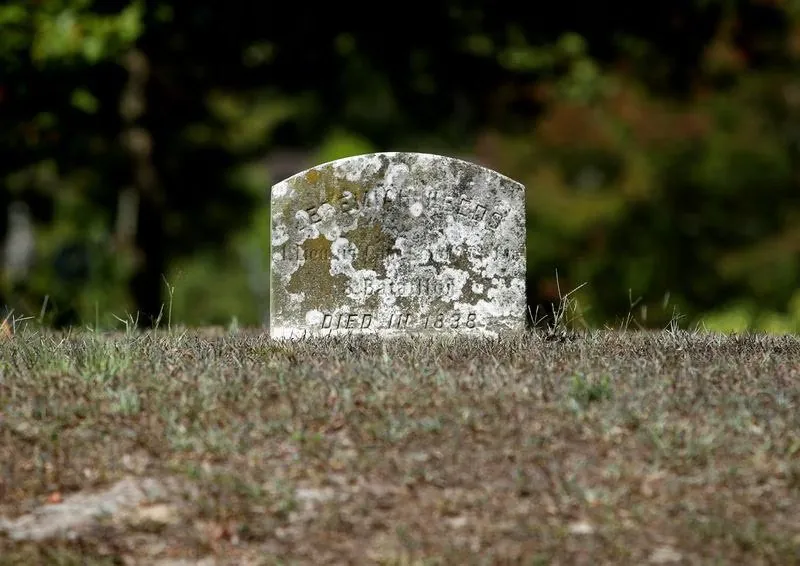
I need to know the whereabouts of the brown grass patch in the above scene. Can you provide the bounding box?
[0,329,798,564]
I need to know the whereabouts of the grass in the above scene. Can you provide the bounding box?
[0,327,798,564]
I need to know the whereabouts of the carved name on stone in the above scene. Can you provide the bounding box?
[269,152,526,338]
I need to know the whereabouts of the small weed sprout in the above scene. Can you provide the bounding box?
[530,269,589,340]
[569,372,613,408]
[110,386,141,415]
[162,275,176,332]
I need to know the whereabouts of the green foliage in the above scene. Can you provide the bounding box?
[703,291,800,334]
[166,248,263,327]
[0,0,143,65]
[315,129,376,164]
[30,0,143,64]
[490,55,800,331]
[1,2,799,330]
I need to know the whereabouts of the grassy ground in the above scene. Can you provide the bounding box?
[0,328,798,565]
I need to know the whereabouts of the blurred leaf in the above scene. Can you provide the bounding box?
[30,1,142,64]
[498,46,555,72]
[81,36,103,62]
[242,41,275,67]
[116,1,143,42]
[154,4,173,23]
[701,304,754,333]
[335,33,356,56]
[315,130,375,164]
[558,32,587,57]
[464,34,494,57]
[206,92,300,152]
[70,87,98,114]
[0,4,26,25]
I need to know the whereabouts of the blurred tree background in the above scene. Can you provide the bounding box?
[1,0,799,332]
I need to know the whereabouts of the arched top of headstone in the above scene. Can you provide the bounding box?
[269,151,527,339]
[271,151,523,198]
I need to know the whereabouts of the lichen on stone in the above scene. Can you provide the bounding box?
[270,152,527,338]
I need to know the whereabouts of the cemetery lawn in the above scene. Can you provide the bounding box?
[0,329,798,565]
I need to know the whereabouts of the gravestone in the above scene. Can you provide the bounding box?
[269,152,526,338]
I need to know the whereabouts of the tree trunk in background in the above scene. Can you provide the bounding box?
[130,194,165,326]
[119,48,165,327]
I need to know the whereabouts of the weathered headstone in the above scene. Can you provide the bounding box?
[269,152,526,338]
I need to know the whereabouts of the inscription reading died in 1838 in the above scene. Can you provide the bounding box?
[269,152,527,338]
